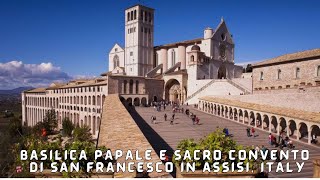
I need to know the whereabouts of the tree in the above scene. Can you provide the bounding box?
[42,109,58,134]
[73,125,93,142]
[62,117,74,137]
[246,64,253,73]
[173,129,260,171]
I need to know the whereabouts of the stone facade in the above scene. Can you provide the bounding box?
[252,49,320,94]
[21,80,108,137]
[108,4,244,104]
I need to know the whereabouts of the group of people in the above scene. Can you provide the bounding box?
[190,114,200,125]
[153,101,166,112]
[268,132,295,149]
[246,127,257,137]
[151,113,176,125]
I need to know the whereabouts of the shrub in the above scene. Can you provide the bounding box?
[62,117,74,137]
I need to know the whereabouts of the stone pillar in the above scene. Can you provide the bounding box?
[277,121,280,135]
[178,45,186,69]
[308,130,311,144]
[160,49,168,72]
[297,123,301,141]
[254,116,257,128]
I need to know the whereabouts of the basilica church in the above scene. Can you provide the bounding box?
[108,4,243,104]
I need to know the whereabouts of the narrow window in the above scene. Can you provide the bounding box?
[260,72,264,80]
[191,55,194,62]
[113,55,119,69]
[171,49,176,65]
[277,69,281,79]
[317,65,320,77]
[296,67,300,78]
[127,12,130,21]
[134,10,137,20]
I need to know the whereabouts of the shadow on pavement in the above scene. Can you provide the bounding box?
[127,106,176,177]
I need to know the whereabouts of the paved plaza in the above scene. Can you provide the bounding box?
[129,105,320,178]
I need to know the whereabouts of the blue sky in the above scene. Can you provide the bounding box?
[0,0,319,89]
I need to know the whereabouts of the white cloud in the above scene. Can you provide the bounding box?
[0,60,73,90]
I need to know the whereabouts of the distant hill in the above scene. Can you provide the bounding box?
[0,87,34,95]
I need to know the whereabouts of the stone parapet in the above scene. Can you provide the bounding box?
[97,94,168,178]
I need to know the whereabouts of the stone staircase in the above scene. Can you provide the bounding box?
[164,62,181,74]
[146,64,163,78]
[227,79,252,94]
[185,79,252,104]
[185,79,216,102]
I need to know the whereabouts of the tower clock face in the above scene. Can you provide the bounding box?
[219,45,226,60]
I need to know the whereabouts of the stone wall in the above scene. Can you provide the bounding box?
[252,58,320,93]
[97,94,167,177]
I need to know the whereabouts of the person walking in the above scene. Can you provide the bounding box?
[246,127,251,137]
[164,113,167,121]
[172,113,175,120]
[170,116,174,125]
[268,133,272,145]
[251,127,255,137]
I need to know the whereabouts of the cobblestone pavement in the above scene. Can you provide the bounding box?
[130,105,320,178]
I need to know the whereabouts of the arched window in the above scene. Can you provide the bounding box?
[113,55,119,69]
[127,12,130,21]
[145,11,148,22]
[317,66,320,77]
[131,11,133,21]
[296,67,300,78]
[134,10,137,20]
[277,69,281,79]
[129,79,133,94]
[191,55,194,62]
[92,95,95,105]
[135,80,139,94]
[123,80,127,94]
[171,49,176,65]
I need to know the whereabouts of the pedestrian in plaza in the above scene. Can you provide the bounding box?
[196,117,200,125]
[164,104,166,110]
[191,115,195,125]
[164,113,167,121]
[246,127,251,137]
[172,113,175,120]
[170,116,174,125]
[153,116,157,124]
[251,127,255,137]
[268,133,272,145]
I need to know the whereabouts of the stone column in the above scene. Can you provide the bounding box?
[178,45,186,69]
[277,121,280,135]
[308,130,311,144]
[160,49,168,72]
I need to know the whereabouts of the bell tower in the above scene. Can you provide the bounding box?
[125,5,154,76]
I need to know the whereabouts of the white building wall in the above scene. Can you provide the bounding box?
[22,84,108,138]
[186,80,244,104]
